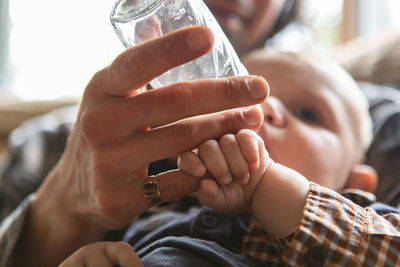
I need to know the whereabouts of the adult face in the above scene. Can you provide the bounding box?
[245,54,364,191]
[204,0,286,56]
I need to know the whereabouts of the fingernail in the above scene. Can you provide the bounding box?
[249,77,269,99]
[241,173,250,185]
[242,106,262,126]
[248,160,259,170]
[221,174,232,185]
[186,26,213,52]
[194,165,206,177]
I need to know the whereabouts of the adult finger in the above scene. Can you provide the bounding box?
[83,76,268,141]
[120,105,264,166]
[89,25,214,97]
[92,169,202,225]
[116,75,268,130]
[86,254,114,267]
[150,169,202,202]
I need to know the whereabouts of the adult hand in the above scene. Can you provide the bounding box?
[16,25,268,266]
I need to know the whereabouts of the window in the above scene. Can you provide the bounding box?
[300,0,400,50]
[357,0,400,36]
[2,0,123,101]
[343,0,400,41]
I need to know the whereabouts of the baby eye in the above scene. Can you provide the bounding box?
[294,108,319,124]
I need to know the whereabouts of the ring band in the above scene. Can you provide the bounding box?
[142,175,162,205]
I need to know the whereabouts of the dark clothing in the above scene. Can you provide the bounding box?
[361,82,400,206]
[124,205,263,267]
[122,189,400,267]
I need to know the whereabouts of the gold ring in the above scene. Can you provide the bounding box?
[142,175,161,205]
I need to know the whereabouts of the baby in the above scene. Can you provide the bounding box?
[61,50,400,266]
[178,48,376,237]
[177,49,400,265]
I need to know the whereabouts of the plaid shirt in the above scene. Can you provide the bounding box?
[243,182,400,266]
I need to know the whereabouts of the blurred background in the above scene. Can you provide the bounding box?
[0,0,399,102]
[0,0,399,147]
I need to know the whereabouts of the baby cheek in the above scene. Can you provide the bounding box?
[290,132,343,184]
[306,136,348,189]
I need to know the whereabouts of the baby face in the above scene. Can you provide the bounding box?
[244,51,371,191]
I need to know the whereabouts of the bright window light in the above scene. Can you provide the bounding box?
[358,0,400,36]
[5,0,400,101]
[8,0,124,101]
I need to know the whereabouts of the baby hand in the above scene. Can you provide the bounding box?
[59,241,142,267]
[178,129,273,213]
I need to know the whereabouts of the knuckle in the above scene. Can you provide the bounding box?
[199,139,218,155]
[164,36,176,58]
[127,50,146,75]
[79,108,119,147]
[113,241,132,251]
[238,128,255,136]
[234,168,248,179]
[219,78,238,102]
[160,83,193,109]
[89,69,108,91]
[218,110,240,132]
[79,111,108,145]
[219,134,236,147]
[222,107,261,132]
[116,49,145,82]
[79,244,95,254]
[79,111,99,140]
[237,129,256,141]
[168,122,197,146]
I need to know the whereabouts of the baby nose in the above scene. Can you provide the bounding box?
[262,97,284,126]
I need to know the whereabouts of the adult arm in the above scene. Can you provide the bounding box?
[12,25,268,267]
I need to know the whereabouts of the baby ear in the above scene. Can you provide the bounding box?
[344,164,378,193]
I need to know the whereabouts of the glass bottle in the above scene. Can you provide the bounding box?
[110,0,248,88]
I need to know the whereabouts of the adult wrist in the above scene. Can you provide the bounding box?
[13,164,107,267]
